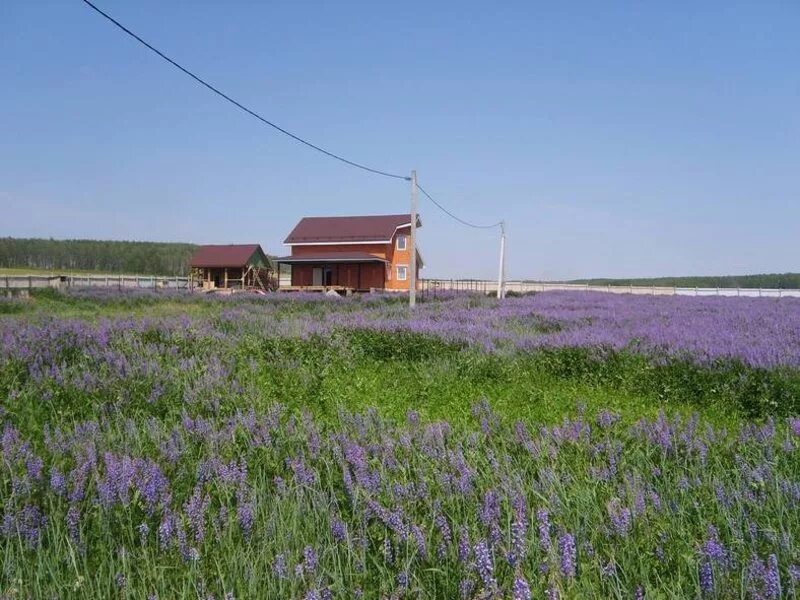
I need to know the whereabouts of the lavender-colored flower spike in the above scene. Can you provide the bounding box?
[558,532,576,579]
[537,510,552,553]
[512,575,532,600]
[474,539,497,589]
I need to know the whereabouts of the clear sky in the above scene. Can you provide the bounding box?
[1,1,798,280]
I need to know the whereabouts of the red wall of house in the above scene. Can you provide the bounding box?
[288,232,418,291]
[290,263,384,289]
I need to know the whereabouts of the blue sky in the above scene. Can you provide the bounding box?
[1,1,798,280]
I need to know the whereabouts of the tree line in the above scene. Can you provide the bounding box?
[567,273,800,289]
[0,238,199,276]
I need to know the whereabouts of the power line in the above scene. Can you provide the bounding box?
[80,0,409,181]
[415,182,503,229]
[80,1,506,233]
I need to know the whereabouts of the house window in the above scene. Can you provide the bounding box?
[396,265,408,281]
[396,234,407,251]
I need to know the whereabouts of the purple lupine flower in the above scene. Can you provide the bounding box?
[747,554,781,599]
[50,468,67,496]
[457,526,471,564]
[434,506,452,546]
[272,553,287,579]
[512,575,532,600]
[537,510,552,552]
[138,521,150,545]
[397,571,409,590]
[184,485,209,543]
[474,539,497,589]
[558,532,576,579]
[509,493,528,566]
[66,505,81,545]
[236,490,255,537]
[601,560,617,578]
[607,498,631,537]
[303,545,319,574]
[411,524,428,560]
[633,491,646,516]
[765,554,781,599]
[459,579,475,599]
[158,511,176,550]
[330,518,347,544]
[383,536,395,565]
[699,561,714,596]
[596,410,620,429]
[116,573,126,589]
[703,528,726,563]
[479,489,502,544]
[508,521,526,564]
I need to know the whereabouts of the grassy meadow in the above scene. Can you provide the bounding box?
[1,290,798,599]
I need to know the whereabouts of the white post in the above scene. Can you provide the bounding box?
[496,221,506,299]
[409,170,418,308]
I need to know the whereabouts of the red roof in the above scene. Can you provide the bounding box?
[189,244,263,268]
[284,214,421,244]
[276,252,388,264]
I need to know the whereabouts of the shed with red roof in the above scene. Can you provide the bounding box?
[189,244,273,291]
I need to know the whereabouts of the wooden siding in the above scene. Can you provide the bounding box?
[290,263,384,290]
[288,231,418,291]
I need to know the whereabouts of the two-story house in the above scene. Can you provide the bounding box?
[277,214,423,291]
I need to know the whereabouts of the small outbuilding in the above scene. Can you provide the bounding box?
[189,244,274,291]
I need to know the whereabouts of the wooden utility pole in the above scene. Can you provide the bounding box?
[496,221,506,299]
[409,170,418,308]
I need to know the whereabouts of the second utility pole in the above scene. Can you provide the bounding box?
[409,170,418,308]
[496,220,506,299]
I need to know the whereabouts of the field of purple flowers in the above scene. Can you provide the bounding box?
[1,290,799,598]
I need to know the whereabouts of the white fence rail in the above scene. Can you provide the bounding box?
[4,274,800,299]
[2,274,194,293]
[421,279,800,298]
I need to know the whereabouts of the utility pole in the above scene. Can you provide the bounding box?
[409,170,418,308]
[496,220,506,299]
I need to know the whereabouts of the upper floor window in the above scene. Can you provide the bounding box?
[396,234,407,251]
[396,265,408,281]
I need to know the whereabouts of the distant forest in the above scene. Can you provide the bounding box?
[0,238,199,276]
[567,273,800,289]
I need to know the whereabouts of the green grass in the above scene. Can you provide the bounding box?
[1,294,798,598]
